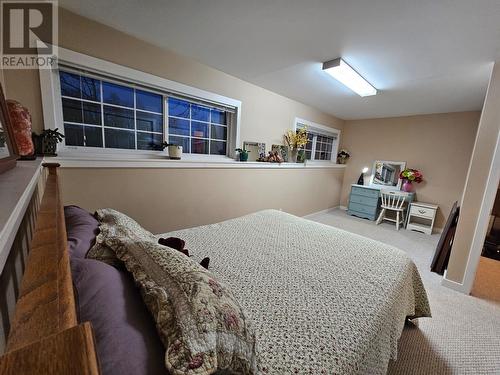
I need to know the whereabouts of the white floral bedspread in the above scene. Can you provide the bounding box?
[161,210,431,374]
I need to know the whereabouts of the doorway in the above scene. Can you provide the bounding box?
[471,183,500,303]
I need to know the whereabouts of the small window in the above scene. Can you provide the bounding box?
[295,118,340,162]
[167,98,229,156]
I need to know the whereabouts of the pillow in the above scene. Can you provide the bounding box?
[64,205,100,259]
[103,235,259,375]
[71,258,166,375]
[87,208,156,266]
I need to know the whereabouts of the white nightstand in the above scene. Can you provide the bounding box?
[406,202,438,235]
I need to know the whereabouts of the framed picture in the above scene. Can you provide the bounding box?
[272,144,288,162]
[243,141,266,161]
[0,83,18,174]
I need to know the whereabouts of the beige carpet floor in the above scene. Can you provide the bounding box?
[308,209,500,375]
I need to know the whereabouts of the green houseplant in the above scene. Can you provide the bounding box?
[235,147,250,162]
[41,128,64,156]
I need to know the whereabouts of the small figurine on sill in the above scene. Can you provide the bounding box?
[257,150,284,163]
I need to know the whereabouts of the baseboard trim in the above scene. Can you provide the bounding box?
[302,206,339,219]
[441,270,468,294]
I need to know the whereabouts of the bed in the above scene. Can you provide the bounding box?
[162,210,430,374]
[0,164,431,375]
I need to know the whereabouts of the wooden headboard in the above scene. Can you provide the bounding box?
[0,164,100,374]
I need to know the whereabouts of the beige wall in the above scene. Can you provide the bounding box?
[2,8,346,229]
[340,112,480,229]
[60,168,344,233]
[446,62,500,284]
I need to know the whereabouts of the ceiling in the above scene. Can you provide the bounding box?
[59,0,500,120]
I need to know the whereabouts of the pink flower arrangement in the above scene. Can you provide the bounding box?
[399,168,423,183]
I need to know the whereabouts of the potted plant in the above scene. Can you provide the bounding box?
[235,147,250,161]
[41,128,64,156]
[284,127,308,162]
[337,149,350,164]
[399,168,423,192]
[161,142,183,160]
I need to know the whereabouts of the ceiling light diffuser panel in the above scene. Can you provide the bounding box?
[322,58,377,97]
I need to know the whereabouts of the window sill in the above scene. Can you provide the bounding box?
[47,155,347,169]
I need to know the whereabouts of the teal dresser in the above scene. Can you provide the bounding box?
[347,184,381,220]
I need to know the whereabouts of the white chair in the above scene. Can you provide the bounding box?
[376,190,410,230]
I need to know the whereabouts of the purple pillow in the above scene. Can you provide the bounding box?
[64,205,100,259]
[71,258,166,375]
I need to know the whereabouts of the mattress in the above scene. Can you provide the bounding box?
[161,209,431,374]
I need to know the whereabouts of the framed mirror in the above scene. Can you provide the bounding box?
[0,83,18,174]
[369,160,406,189]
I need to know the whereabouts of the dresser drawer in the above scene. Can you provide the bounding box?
[348,202,378,215]
[351,186,379,199]
[410,205,435,219]
[350,194,379,207]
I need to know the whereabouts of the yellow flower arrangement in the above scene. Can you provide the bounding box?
[284,127,308,150]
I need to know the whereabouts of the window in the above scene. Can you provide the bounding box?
[167,98,228,155]
[60,71,164,151]
[45,47,241,159]
[59,70,235,155]
[295,118,340,162]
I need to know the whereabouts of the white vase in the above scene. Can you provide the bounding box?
[168,145,183,160]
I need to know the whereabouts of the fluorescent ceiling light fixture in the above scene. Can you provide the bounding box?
[322,58,377,97]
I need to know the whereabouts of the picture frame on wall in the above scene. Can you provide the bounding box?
[243,141,266,161]
[0,83,18,174]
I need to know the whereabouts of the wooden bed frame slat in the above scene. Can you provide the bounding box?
[0,323,99,375]
[0,163,100,374]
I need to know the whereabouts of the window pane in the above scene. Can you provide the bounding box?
[83,102,101,125]
[211,109,226,125]
[210,140,226,155]
[84,126,103,147]
[104,128,135,149]
[102,81,134,107]
[192,105,210,122]
[64,123,84,146]
[81,77,101,101]
[191,138,208,154]
[211,124,227,140]
[137,132,163,150]
[191,121,208,138]
[62,98,82,123]
[136,90,162,113]
[104,105,134,129]
[168,98,190,118]
[305,151,312,160]
[137,111,163,133]
[168,117,190,136]
[60,72,81,98]
[169,136,190,153]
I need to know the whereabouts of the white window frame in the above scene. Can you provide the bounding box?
[39,46,241,160]
[293,117,340,163]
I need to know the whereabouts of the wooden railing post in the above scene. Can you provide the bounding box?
[0,161,99,374]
